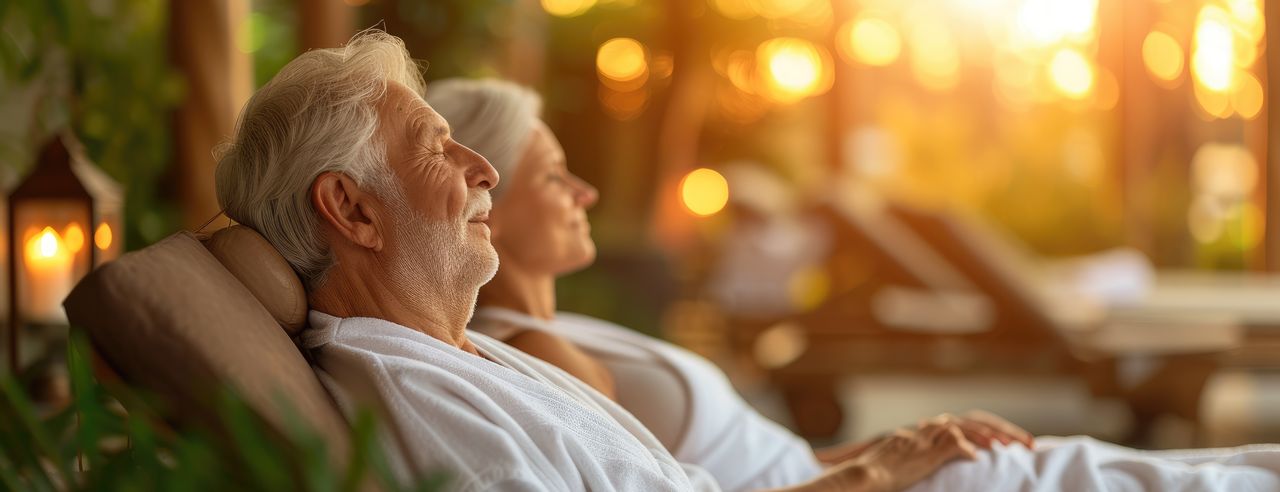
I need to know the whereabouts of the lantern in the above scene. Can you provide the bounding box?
[7,134,122,372]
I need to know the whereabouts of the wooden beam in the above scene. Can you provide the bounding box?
[298,0,357,51]
[169,0,252,230]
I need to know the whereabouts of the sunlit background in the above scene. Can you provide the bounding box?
[3,0,1279,451]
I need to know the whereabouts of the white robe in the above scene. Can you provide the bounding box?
[301,311,720,492]
[470,308,823,492]
[469,309,1280,492]
[906,436,1280,491]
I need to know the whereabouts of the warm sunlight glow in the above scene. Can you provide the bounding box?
[748,0,822,20]
[841,17,901,67]
[1048,49,1094,100]
[1227,0,1264,42]
[597,38,648,83]
[1194,82,1232,118]
[541,0,596,17]
[908,17,960,92]
[710,0,756,20]
[1142,31,1184,84]
[1232,71,1264,120]
[95,222,113,251]
[1016,0,1098,45]
[680,168,730,217]
[757,37,830,103]
[1193,6,1235,93]
[63,223,84,253]
[726,50,757,94]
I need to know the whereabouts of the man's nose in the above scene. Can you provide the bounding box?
[460,143,498,190]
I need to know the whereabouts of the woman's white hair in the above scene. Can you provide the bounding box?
[424,78,541,199]
[214,30,424,290]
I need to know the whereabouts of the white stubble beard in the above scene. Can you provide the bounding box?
[381,187,499,324]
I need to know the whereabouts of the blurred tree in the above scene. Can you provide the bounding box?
[169,0,252,230]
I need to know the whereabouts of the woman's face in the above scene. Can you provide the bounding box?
[489,121,599,277]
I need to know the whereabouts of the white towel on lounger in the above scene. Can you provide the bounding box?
[301,311,720,492]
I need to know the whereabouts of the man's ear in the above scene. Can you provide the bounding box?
[311,172,385,252]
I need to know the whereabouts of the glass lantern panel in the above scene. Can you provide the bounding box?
[13,199,91,324]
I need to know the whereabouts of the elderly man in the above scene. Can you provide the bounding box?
[213,30,986,491]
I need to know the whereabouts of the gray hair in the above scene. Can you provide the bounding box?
[424,78,541,198]
[214,30,424,290]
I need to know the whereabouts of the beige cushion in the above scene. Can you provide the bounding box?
[204,226,308,335]
[62,232,349,463]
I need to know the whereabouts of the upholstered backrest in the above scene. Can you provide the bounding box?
[62,230,349,463]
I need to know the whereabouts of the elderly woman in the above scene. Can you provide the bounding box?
[425,79,1042,491]
[427,78,1280,492]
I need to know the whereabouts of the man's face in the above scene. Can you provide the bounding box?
[375,81,500,300]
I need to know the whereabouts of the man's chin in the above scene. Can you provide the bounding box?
[475,249,500,284]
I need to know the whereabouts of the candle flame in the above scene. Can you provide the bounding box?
[38,228,60,258]
[26,227,64,262]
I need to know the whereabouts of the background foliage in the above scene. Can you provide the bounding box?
[0,0,182,249]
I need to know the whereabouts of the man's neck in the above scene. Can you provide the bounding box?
[309,263,480,356]
[476,257,556,321]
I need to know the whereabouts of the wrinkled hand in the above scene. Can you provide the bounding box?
[917,410,1034,450]
[815,410,1033,466]
[826,421,979,492]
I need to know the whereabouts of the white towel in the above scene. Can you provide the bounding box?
[471,308,823,491]
[301,311,720,492]
[907,436,1280,492]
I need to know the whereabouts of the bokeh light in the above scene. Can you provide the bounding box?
[680,168,730,217]
[63,223,85,253]
[597,37,648,84]
[1015,0,1098,45]
[1232,71,1264,120]
[725,50,758,94]
[1194,82,1233,119]
[709,0,756,20]
[756,37,831,103]
[907,17,960,92]
[94,223,113,251]
[1048,48,1094,100]
[1142,30,1184,84]
[748,0,824,20]
[787,266,830,311]
[839,16,901,67]
[1192,5,1235,93]
[1094,68,1119,111]
[1227,0,1264,42]
[542,0,596,17]
[753,322,808,369]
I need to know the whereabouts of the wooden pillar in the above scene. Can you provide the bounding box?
[649,0,712,256]
[826,0,852,176]
[298,0,357,51]
[500,0,548,86]
[169,0,252,230]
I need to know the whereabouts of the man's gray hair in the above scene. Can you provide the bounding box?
[214,30,424,289]
[424,78,541,199]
